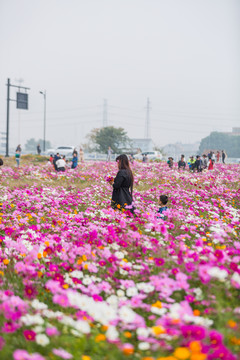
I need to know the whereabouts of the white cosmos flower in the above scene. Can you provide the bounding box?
[31,299,48,310]
[232,272,240,286]
[207,267,228,281]
[107,295,118,306]
[70,270,83,279]
[138,342,150,350]
[36,334,50,346]
[33,326,44,333]
[136,327,150,337]
[126,287,138,297]
[119,306,136,323]
[117,289,125,297]
[115,251,124,259]
[75,320,90,334]
[151,307,167,315]
[106,326,119,341]
[21,314,44,326]
[82,277,92,285]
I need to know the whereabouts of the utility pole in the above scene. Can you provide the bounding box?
[6,79,10,157]
[103,99,108,127]
[145,97,151,138]
[5,78,30,157]
[39,90,47,152]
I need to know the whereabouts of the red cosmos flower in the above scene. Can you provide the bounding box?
[24,285,37,299]
[185,294,195,302]
[154,258,165,266]
[214,249,224,261]
[23,329,36,341]
[171,268,179,275]
[99,260,106,266]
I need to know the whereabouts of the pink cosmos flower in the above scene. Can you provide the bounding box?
[52,348,73,359]
[53,294,70,307]
[13,349,46,360]
[46,326,60,337]
[2,322,20,333]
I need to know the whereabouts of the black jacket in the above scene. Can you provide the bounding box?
[111,169,133,209]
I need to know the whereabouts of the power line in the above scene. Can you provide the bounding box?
[145,98,151,138]
[103,99,108,127]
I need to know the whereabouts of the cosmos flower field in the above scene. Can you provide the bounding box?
[0,160,240,360]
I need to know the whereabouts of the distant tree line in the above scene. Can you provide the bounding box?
[25,138,52,152]
[199,132,240,157]
[86,126,131,153]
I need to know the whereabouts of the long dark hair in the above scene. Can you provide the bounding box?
[116,154,134,195]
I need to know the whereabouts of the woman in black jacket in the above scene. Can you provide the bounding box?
[111,154,134,212]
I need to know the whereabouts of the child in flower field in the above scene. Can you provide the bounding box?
[157,194,168,219]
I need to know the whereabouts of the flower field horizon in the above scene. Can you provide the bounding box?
[0,160,240,360]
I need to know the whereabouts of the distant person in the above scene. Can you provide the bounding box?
[207,151,212,160]
[157,195,168,220]
[216,151,220,163]
[202,154,208,169]
[79,148,84,162]
[194,155,202,172]
[15,150,21,168]
[37,144,41,155]
[208,157,214,170]
[71,153,78,169]
[222,150,227,164]
[212,152,216,163]
[188,156,195,171]
[56,156,66,172]
[49,154,53,163]
[107,147,113,162]
[16,144,22,153]
[0,158,3,166]
[181,154,186,162]
[53,153,61,170]
[167,157,174,168]
[72,148,78,157]
[178,155,186,170]
[143,154,149,163]
[110,154,134,213]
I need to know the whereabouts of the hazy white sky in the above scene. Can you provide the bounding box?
[0,0,239,150]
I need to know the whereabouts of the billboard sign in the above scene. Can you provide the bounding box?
[16,92,28,110]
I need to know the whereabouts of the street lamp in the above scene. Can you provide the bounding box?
[39,90,46,152]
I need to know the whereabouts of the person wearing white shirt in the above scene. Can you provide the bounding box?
[56,157,66,172]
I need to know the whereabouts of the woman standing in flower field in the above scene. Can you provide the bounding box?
[15,150,20,167]
[110,154,134,212]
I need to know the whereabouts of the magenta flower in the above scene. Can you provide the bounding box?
[214,249,224,261]
[23,329,36,341]
[99,260,106,266]
[185,294,195,302]
[209,330,223,347]
[154,258,165,266]
[24,285,37,299]
[2,322,20,333]
[181,325,206,340]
